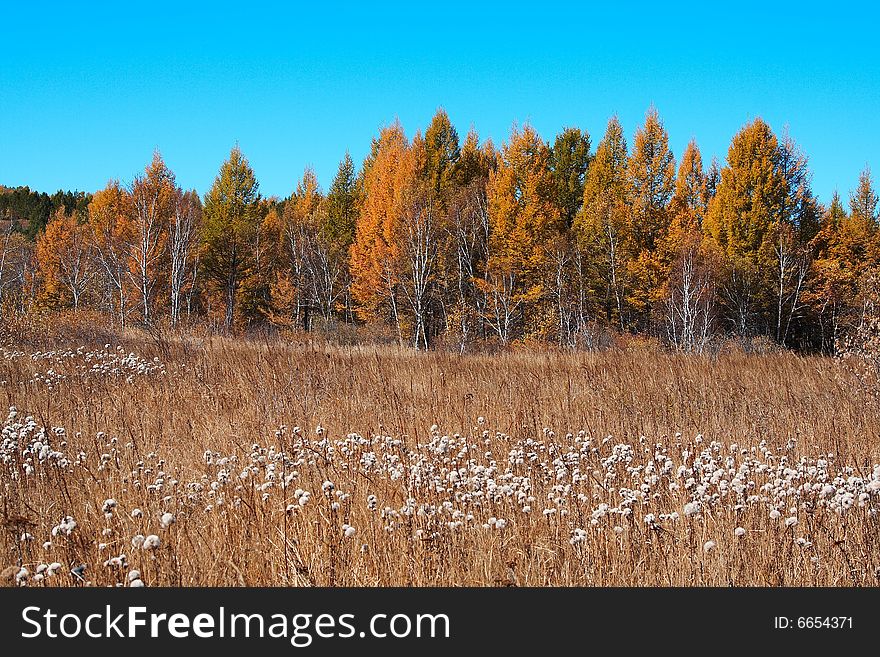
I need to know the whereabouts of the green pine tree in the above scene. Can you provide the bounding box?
[550,127,591,227]
[201,145,261,331]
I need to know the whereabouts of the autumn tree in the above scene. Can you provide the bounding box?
[672,139,708,227]
[661,227,716,353]
[274,168,326,329]
[0,226,35,313]
[251,203,283,323]
[705,119,784,336]
[809,169,880,345]
[482,124,562,342]
[169,189,202,325]
[229,197,279,327]
[201,145,261,331]
[35,207,95,310]
[350,122,409,335]
[628,108,675,252]
[573,116,631,330]
[705,120,783,258]
[661,139,715,351]
[445,130,496,350]
[851,166,879,228]
[396,132,442,349]
[88,180,133,325]
[765,131,819,345]
[408,110,464,346]
[129,151,175,324]
[626,108,676,326]
[352,122,447,347]
[806,193,849,349]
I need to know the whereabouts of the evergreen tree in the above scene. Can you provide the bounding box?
[201,145,261,331]
[423,108,460,202]
[325,152,359,251]
[549,127,591,227]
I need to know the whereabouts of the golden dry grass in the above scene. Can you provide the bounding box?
[2,319,879,586]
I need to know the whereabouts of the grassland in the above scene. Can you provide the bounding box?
[2,316,879,586]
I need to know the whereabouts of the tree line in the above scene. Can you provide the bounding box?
[0,186,91,239]
[1,108,878,353]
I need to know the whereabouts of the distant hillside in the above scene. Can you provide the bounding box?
[0,185,92,239]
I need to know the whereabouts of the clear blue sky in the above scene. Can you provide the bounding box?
[1,1,877,207]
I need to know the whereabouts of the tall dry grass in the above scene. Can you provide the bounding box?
[1,316,879,586]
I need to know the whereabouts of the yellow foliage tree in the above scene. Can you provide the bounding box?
[573,116,631,329]
[626,108,676,325]
[129,151,176,324]
[483,124,562,341]
[89,180,134,325]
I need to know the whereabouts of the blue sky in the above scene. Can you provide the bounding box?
[1,1,877,207]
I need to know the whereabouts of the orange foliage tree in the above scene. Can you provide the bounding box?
[129,151,176,324]
[350,122,409,336]
[89,180,133,325]
[36,207,95,310]
[482,124,562,342]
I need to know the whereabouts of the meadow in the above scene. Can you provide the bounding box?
[1,315,879,587]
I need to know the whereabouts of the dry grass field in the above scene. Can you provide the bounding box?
[2,314,879,587]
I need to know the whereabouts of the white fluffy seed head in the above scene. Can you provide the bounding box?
[142,534,161,550]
